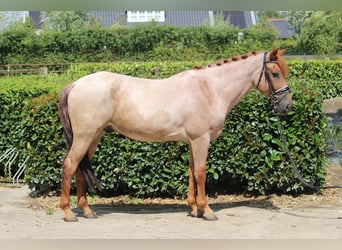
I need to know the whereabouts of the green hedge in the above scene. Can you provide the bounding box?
[288,60,342,98]
[0,25,277,64]
[0,60,341,197]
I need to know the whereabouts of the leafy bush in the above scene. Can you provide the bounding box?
[0,60,340,197]
[0,24,278,64]
[0,75,67,180]
[297,11,342,55]
[287,59,342,99]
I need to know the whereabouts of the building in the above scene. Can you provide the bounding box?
[28,11,42,28]
[26,11,258,29]
[92,11,258,28]
[0,11,28,30]
[27,11,294,39]
[268,18,295,39]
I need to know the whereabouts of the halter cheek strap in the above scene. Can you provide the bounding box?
[256,52,268,90]
[256,51,291,103]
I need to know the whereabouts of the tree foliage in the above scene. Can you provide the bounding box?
[288,11,313,38]
[40,11,90,32]
[298,11,342,55]
[257,11,284,21]
[0,23,278,64]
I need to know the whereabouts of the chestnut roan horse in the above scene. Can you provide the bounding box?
[58,48,292,222]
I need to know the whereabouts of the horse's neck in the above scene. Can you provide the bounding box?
[207,55,262,112]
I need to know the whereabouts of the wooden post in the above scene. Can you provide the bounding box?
[40,67,48,75]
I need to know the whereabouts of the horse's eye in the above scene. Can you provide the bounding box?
[272,72,280,78]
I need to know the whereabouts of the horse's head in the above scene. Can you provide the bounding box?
[255,48,292,115]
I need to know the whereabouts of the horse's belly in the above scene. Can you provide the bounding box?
[111,124,186,142]
[110,102,187,142]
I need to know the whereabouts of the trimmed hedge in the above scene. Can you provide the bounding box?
[0,25,277,64]
[0,60,341,197]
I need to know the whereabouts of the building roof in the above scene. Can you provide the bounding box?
[28,11,41,28]
[220,11,257,28]
[164,11,209,27]
[93,11,126,27]
[269,18,294,39]
[28,11,260,31]
[93,11,257,28]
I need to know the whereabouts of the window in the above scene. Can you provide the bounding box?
[127,11,165,22]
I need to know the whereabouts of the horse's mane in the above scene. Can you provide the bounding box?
[192,51,261,70]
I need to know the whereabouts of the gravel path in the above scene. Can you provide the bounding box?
[1,165,342,239]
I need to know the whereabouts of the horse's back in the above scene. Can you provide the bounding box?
[65,70,225,142]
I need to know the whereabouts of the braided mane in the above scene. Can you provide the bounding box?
[192,51,261,70]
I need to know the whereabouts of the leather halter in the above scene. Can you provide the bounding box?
[256,51,291,106]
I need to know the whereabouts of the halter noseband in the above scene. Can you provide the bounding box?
[256,51,291,106]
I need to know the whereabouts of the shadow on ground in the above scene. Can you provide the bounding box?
[72,196,279,218]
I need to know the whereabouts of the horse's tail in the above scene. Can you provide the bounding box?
[58,83,102,194]
[58,83,74,150]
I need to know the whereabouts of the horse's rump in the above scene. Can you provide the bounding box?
[58,82,102,193]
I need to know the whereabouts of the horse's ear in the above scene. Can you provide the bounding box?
[278,48,288,56]
[270,48,279,61]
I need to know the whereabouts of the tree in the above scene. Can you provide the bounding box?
[257,11,284,21]
[0,11,25,31]
[298,11,342,55]
[288,11,313,38]
[41,11,90,32]
[0,12,7,30]
[202,11,234,28]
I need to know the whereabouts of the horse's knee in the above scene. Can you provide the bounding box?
[187,196,196,206]
[194,167,208,209]
[196,197,208,209]
[59,196,69,209]
[77,196,88,208]
[194,166,206,183]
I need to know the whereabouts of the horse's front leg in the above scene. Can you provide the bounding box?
[189,135,218,221]
[187,150,198,217]
[195,162,218,220]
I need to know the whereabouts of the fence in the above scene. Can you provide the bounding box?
[0,56,341,77]
[0,63,67,76]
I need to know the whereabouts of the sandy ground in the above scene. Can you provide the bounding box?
[1,98,341,239]
[0,162,342,239]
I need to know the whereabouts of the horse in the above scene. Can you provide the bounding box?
[58,48,292,222]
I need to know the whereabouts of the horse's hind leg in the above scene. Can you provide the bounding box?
[60,152,81,222]
[76,162,97,219]
[60,137,95,222]
[76,132,103,219]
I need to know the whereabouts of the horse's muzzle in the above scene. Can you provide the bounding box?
[271,88,293,115]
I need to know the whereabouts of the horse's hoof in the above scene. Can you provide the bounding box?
[84,211,98,219]
[189,210,201,218]
[63,215,79,222]
[203,213,219,221]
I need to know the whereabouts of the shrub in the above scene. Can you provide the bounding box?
[0,24,278,64]
[0,60,340,197]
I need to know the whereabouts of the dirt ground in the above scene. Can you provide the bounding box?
[0,161,341,239]
[1,98,341,239]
